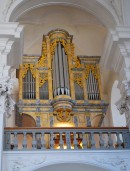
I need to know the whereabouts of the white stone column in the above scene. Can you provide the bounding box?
[0,23,24,170]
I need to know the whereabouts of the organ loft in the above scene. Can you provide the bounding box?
[16,29,108,128]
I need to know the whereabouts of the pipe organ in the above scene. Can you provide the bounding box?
[16,29,108,127]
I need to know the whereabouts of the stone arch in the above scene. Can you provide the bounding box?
[32,161,110,171]
[5,0,119,28]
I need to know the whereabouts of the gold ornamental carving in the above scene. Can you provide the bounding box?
[72,57,81,68]
[73,74,83,88]
[39,73,48,87]
[21,64,36,78]
[54,109,71,122]
[85,64,98,79]
[50,38,66,57]
[38,41,47,68]
[50,38,73,58]
[38,54,47,68]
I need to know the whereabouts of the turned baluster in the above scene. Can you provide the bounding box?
[73,132,78,149]
[13,132,18,150]
[41,132,46,150]
[59,132,63,149]
[32,132,36,149]
[99,132,105,149]
[82,133,87,149]
[108,132,114,149]
[22,132,27,149]
[90,132,96,149]
[66,132,71,149]
[50,132,54,149]
[116,132,123,149]
[5,132,11,150]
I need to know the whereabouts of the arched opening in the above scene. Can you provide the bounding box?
[22,114,36,127]
[111,80,126,126]
[34,163,109,171]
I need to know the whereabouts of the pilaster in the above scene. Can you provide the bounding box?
[0,22,24,171]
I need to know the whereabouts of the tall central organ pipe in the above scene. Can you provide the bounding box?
[53,42,70,97]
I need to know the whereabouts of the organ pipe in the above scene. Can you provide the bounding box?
[87,70,100,100]
[53,42,70,97]
[23,69,36,99]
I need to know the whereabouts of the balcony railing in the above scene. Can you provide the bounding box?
[4,127,130,151]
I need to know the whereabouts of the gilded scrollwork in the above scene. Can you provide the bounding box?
[50,37,74,59]
[50,38,66,57]
[38,41,47,68]
[72,57,82,68]
[21,64,36,78]
[39,73,48,87]
[85,64,98,79]
[38,54,47,68]
[73,74,83,88]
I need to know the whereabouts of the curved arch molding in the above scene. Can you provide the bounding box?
[4,0,119,28]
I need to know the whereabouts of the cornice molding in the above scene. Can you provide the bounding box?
[0,23,24,68]
[100,27,130,71]
[0,23,24,38]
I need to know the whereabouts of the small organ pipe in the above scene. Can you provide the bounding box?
[62,48,67,88]
[65,55,70,90]
[25,71,27,98]
[55,45,60,90]
[58,42,64,88]
[90,71,92,100]
[30,71,32,99]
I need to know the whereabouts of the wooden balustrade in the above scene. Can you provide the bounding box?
[4,127,130,151]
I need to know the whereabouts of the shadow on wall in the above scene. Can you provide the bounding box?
[111,80,126,127]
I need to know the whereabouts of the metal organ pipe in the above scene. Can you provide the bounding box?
[87,70,100,100]
[53,42,70,97]
[54,44,60,95]
[62,48,70,96]
[53,56,56,97]
[58,42,64,94]
[23,69,36,99]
